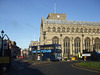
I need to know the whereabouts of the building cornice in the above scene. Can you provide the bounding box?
[44,19,100,26]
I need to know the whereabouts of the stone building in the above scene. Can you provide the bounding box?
[30,41,38,46]
[40,13,100,59]
[10,41,21,58]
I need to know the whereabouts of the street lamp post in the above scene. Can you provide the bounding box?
[0,30,11,73]
[60,34,63,59]
[82,34,84,51]
[39,42,42,61]
[92,36,94,51]
[29,46,32,60]
[1,30,4,56]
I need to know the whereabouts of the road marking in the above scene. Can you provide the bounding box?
[16,67,25,70]
[16,66,30,70]
[16,65,37,70]
[72,64,100,73]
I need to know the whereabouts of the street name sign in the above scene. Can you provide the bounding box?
[82,53,91,56]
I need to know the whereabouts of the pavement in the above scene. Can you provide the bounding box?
[5,59,100,75]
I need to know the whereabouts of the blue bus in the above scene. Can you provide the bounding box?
[31,44,62,61]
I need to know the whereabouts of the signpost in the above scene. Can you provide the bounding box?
[82,53,91,61]
[37,45,40,61]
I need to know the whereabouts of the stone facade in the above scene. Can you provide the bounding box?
[40,13,100,59]
[10,41,21,58]
[30,41,38,46]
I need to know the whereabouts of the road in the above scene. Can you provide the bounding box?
[6,59,100,75]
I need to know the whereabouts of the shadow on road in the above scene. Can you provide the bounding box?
[5,58,45,75]
[6,66,45,75]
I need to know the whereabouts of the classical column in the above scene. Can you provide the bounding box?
[73,38,75,55]
[60,34,63,58]
[82,34,84,53]
[92,36,94,51]
[71,37,73,56]
[70,37,72,55]
[62,40,64,59]
[83,37,85,50]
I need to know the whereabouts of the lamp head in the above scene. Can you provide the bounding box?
[1,30,4,34]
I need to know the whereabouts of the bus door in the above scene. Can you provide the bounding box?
[55,49,62,60]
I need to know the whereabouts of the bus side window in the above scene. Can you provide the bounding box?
[51,52,54,56]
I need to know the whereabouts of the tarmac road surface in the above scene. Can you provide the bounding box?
[6,59,100,75]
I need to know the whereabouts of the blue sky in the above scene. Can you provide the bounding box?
[0,0,100,49]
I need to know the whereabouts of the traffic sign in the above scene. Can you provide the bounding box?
[82,53,91,56]
[37,56,40,60]
[3,40,8,50]
[37,45,40,50]
[97,51,99,54]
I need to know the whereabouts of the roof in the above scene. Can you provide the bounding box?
[31,44,61,48]
[44,19,100,26]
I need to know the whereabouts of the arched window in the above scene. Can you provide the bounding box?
[93,29,95,33]
[71,28,74,32]
[76,28,79,33]
[84,28,87,33]
[97,29,99,33]
[95,38,100,51]
[85,37,90,52]
[74,37,81,54]
[62,27,65,32]
[52,36,59,44]
[57,27,60,32]
[88,28,91,33]
[80,28,83,33]
[47,27,51,32]
[63,37,70,58]
[52,27,56,32]
[67,28,70,32]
